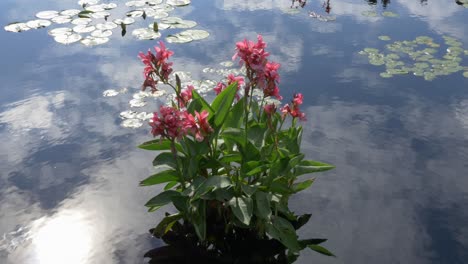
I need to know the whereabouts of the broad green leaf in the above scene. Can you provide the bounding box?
[220,153,242,163]
[145,190,180,208]
[294,214,312,230]
[138,139,183,152]
[211,82,237,127]
[194,176,232,198]
[241,184,257,196]
[228,196,253,225]
[299,238,327,248]
[140,170,179,186]
[164,181,178,190]
[223,96,245,129]
[152,152,177,169]
[308,244,335,257]
[266,216,301,252]
[153,213,182,238]
[254,191,272,219]
[292,179,314,193]
[175,74,181,94]
[190,90,214,117]
[191,200,206,240]
[222,128,246,147]
[270,178,292,195]
[295,160,335,176]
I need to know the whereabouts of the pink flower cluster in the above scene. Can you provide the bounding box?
[232,35,282,100]
[281,93,306,121]
[214,74,244,100]
[138,41,174,93]
[150,106,213,142]
[178,85,194,107]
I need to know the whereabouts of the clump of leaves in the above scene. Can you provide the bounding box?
[138,36,335,261]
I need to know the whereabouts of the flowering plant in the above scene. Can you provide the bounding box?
[138,36,334,261]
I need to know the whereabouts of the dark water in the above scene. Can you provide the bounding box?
[1,0,468,263]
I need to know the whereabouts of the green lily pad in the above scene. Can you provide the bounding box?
[463,72,468,78]
[60,9,81,16]
[71,18,92,25]
[96,22,117,30]
[91,29,113,38]
[125,1,146,7]
[132,28,161,40]
[378,35,391,41]
[91,11,111,19]
[361,11,378,17]
[380,72,392,78]
[127,10,144,18]
[73,25,96,33]
[48,27,72,36]
[382,11,398,17]
[26,19,52,29]
[113,18,135,25]
[179,29,210,40]
[51,15,72,24]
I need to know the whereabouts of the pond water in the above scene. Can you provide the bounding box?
[1,0,468,263]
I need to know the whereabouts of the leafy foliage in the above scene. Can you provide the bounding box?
[138,37,335,261]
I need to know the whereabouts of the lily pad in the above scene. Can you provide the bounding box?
[180,29,210,40]
[36,10,59,19]
[54,33,82,44]
[361,11,378,17]
[78,0,99,5]
[378,35,391,41]
[121,118,143,128]
[4,22,30,32]
[132,28,161,40]
[125,1,146,7]
[220,61,234,67]
[60,9,81,16]
[126,10,144,18]
[463,72,468,78]
[51,16,72,24]
[129,98,146,107]
[147,0,164,5]
[73,24,96,33]
[26,20,52,29]
[103,89,120,97]
[102,3,118,10]
[382,11,398,17]
[71,18,92,25]
[92,11,111,19]
[152,10,169,19]
[166,0,191,6]
[48,27,72,36]
[113,18,135,25]
[91,29,112,38]
[81,36,109,46]
[96,22,117,30]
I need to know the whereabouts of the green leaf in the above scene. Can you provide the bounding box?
[299,238,327,248]
[191,200,206,240]
[294,214,312,230]
[194,176,232,198]
[153,22,158,32]
[270,178,292,195]
[140,170,179,186]
[164,181,178,190]
[152,152,177,169]
[254,191,272,219]
[121,23,126,37]
[138,139,183,152]
[292,179,314,193]
[222,128,246,148]
[211,82,237,127]
[295,160,335,176]
[175,74,181,94]
[142,11,147,20]
[241,184,257,196]
[78,10,94,18]
[308,244,335,257]
[145,190,180,208]
[223,97,245,129]
[220,153,242,163]
[266,216,301,253]
[153,213,182,238]
[228,196,253,225]
[190,90,214,117]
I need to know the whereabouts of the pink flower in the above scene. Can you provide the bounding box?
[154,41,174,64]
[178,85,194,107]
[214,82,226,95]
[281,93,306,121]
[264,103,277,116]
[150,106,188,140]
[181,110,213,142]
[233,35,269,71]
[138,42,174,84]
[142,76,158,93]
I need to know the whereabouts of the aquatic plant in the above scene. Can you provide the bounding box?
[138,36,335,261]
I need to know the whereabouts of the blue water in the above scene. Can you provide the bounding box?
[1,0,467,263]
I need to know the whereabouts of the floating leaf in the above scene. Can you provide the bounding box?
[51,16,72,24]
[103,89,119,97]
[361,10,378,17]
[36,10,59,19]
[132,28,161,40]
[120,110,137,118]
[91,29,112,38]
[127,10,144,17]
[463,72,468,78]
[113,17,135,25]
[121,118,143,128]
[26,19,52,29]
[96,22,117,30]
[71,18,92,25]
[382,11,398,17]
[220,61,234,67]
[153,10,169,19]
[167,0,191,6]
[4,23,30,32]
[54,33,82,44]
[73,25,96,33]
[91,11,111,19]
[60,9,81,16]
[125,1,146,7]
[378,35,391,41]
[81,36,109,46]
[48,27,72,36]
